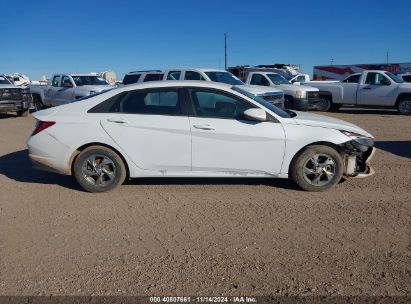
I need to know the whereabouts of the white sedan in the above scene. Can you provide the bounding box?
[27,81,375,192]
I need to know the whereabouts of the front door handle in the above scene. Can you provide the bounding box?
[107,118,129,124]
[193,124,215,130]
[362,87,372,90]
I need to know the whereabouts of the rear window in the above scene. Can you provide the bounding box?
[123,74,141,85]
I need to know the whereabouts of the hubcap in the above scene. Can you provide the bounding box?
[316,99,331,111]
[399,100,411,114]
[303,154,336,186]
[82,154,116,186]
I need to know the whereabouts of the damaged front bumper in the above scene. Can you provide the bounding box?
[340,137,375,178]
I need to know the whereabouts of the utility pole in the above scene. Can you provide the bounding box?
[224,32,227,70]
[330,58,334,65]
[386,51,390,64]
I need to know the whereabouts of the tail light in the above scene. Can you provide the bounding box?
[31,121,55,136]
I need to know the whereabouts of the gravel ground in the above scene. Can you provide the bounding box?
[0,109,410,298]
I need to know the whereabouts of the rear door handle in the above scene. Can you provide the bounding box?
[107,118,129,124]
[193,124,215,130]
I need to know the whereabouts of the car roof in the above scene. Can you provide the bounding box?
[166,68,227,73]
[117,80,232,92]
[126,70,162,75]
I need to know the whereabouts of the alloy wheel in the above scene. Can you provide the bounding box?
[302,153,337,186]
[82,154,117,186]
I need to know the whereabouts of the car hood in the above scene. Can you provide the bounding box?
[275,83,319,92]
[290,111,373,137]
[0,84,19,89]
[237,84,283,95]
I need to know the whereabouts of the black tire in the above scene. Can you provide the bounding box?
[318,95,341,112]
[290,145,343,192]
[397,99,411,115]
[32,95,45,112]
[16,109,29,117]
[283,96,294,109]
[73,146,126,193]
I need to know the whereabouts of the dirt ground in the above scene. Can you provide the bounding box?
[0,108,410,298]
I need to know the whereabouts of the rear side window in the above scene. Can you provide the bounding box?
[143,74,164,82]
[123,74,141,85]
[167,71,181,80]
[184,71,205,81]
[89,89,181,115]
[342,74,361,83]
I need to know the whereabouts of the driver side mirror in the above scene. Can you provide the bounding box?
[244,108,267,122]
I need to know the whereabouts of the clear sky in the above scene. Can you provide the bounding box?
[1,0,410,80]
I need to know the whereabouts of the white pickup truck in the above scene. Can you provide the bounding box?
[29,74,114,110]
[162,68,285,108]
[302,70,411,114]
[243,71,326,111]
[0,74,32,117]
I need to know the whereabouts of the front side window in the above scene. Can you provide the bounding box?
[189,89,253,119]
[204,71,243,85]
[402,75,411,82]
[61,75,72,87]
[342,74,361,83]
[143,74,164,82]
[266,74,289,85]
[72,76,108,86]
[167,71,181,80]
[250,74,270,86]
[184,71,205,81]
[52,75,61,87]
[123,74,141,85]
[296,75,306,82]
[365,72,390,85]
[0,76,11,84]
[90,89,181,115]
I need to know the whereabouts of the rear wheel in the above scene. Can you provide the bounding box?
[290,145,343,191]
[397,99,411,115]
[32,95,45,112]
[73,146,126,193]
[16,109,29,117]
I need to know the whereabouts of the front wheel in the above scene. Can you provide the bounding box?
[73,146,126,193]
[397,99,411,115]
[290,145,343,191]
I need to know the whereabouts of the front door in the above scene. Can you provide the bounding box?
[99,88,191,172]
[186,88,286,175]
[357,72,396,106]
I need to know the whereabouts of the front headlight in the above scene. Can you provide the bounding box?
[340,130,374,151]
[295,90,303,98]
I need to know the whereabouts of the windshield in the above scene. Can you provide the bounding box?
[0,76,11,84]
[205,71,244,85]
[231,86,291,118]
[267,73,289,85]
[72,76,109,86]
[385,72,404,83]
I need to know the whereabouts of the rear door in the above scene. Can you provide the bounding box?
[186,87,286,175]
[357,72,396,106]
[97,87,191,172]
